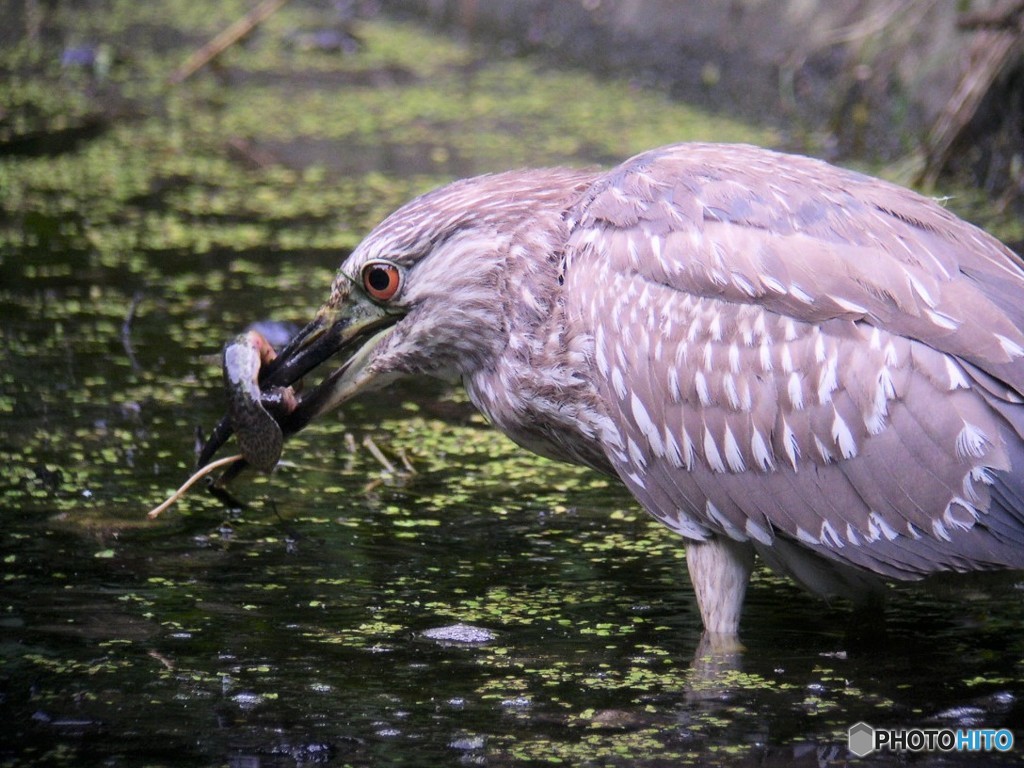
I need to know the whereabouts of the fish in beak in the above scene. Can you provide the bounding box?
[197,285,403,473]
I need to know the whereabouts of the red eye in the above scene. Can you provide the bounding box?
[362,262,401,301]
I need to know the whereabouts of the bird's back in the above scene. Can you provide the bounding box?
[562,143,1024,593]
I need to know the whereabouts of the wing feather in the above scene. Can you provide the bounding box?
[565,143,1024,585]
[568,143,1024,378]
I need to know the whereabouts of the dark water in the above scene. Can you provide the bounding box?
[2,3,1024,766]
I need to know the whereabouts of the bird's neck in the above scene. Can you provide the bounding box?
[463,217,618,474]
[469,340,618,476]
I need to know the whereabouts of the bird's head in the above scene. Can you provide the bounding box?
[198,167,595,468]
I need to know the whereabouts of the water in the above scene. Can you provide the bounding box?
[2,3,1023,766]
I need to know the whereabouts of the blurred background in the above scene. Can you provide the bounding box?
[2,2,1023,767]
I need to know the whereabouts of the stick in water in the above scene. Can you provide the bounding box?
[147,454,243,519]
[168,0,290,84]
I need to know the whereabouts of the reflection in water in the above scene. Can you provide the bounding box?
[686,631,747,706]
[2,474,1022,765]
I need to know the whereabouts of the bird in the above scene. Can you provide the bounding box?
[198,142,1024,637]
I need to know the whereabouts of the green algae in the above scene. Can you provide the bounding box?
[1,3,785,288]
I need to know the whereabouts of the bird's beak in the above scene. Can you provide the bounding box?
[197,292,401,469]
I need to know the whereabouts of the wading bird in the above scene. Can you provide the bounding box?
[198,143,1024,636]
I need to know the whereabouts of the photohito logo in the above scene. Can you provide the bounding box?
[848,722,1014,757]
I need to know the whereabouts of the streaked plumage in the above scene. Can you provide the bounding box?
[201,143,1024,635]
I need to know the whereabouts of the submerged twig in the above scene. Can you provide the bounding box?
[397,448,417,475]
[360,435,416,493]
[121,291,142,371]
[148,649,175,671]
[362,435,398,474]
[168,0,290,85]
[146,453,243,519]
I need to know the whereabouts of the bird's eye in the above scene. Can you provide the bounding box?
[361,262,402,301]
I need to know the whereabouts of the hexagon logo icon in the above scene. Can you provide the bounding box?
[848,722,875,757]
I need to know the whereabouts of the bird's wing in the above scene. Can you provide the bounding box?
[564,143,1024,581]
[567,143,1024,388]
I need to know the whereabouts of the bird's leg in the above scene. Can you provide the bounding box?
[685,536,755,637]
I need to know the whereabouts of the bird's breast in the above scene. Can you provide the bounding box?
[463,354,618,475]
